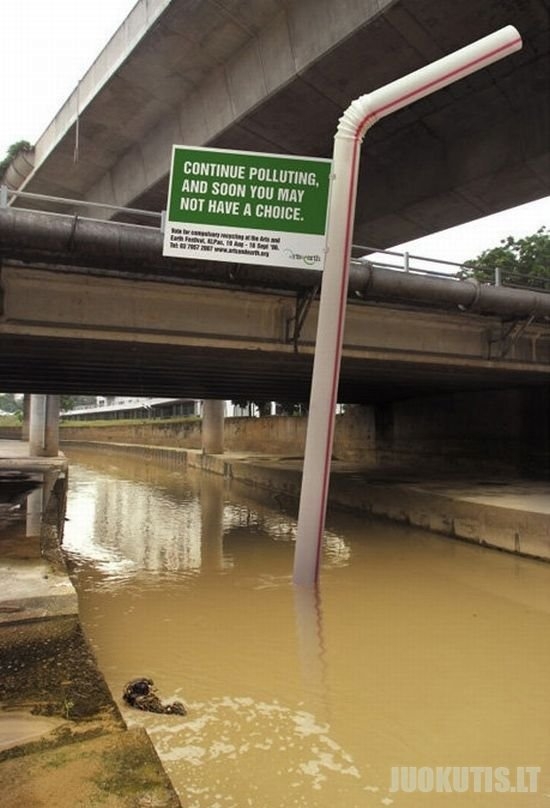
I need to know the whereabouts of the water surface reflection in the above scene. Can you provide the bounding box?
[63,448,550,807]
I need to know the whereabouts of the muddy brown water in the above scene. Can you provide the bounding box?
[62,447,550,807]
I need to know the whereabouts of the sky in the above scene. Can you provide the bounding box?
[0,0,137,152]
[1,0,548,266]
[375,195,550,271]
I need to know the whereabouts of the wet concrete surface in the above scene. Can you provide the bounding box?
[0,559,77,625]
[0,725,181,807]
[0,440,181,807]
[0,614,179,806]
[185,448,550,561]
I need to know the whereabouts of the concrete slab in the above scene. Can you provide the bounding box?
[446,490,550,515]
[197,453,549,561]
[0,441,28,458]
[0,559,78,625]
[0,726,181,808]
[0,711,67,753]
[0,440,67,473]
[1,433,66,499]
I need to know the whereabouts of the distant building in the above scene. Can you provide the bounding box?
[62,397,200,421]
[61,397,273,421]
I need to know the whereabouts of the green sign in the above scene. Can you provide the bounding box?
[163,146,332,269]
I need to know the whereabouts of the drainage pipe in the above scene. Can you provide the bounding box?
[349,264,550,319]
[1,207,548,319]
[293,26,523,586]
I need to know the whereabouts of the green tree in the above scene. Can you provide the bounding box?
[0,140,32,178]
[60,395,97,412]
[460,226,550,289]
[0,393,22,414]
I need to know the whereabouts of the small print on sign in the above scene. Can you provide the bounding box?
[163,146,332,269]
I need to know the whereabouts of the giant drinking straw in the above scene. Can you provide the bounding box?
[293,26,522,586]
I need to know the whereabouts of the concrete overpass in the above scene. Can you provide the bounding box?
[2,1,549,474]
[2,204,549,473]
[1,208,550,404]
[5,0,550,247]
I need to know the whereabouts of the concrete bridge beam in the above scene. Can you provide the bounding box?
[2,261,550,402]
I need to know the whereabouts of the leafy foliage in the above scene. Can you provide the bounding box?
[0,393,22,414]
[460,227,550,289]
[60,395,97,412]
[0,140,32,178]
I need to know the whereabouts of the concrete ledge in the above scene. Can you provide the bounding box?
[63,440,550,564]
[0,725,180,807]
[329,475,550,560]
[0,440,182,806]
[0,439,67,471]
[0,559,78,626]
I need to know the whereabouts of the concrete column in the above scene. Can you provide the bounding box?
[21,394,31,440]
[26,485,43,537]
[202,399,225,454]
[29,394,60,457]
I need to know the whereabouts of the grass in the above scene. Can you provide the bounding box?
[0,415,21,427]
[59,416,200,428]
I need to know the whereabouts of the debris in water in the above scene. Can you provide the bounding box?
[123,678,187,716]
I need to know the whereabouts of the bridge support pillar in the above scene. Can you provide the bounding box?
[202,400,225,454]
[29,394,60,457]
[21,394,31,441]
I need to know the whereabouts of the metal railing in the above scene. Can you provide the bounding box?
[0,184,163,223]
[351,244,550,292]
[351,244,468,279]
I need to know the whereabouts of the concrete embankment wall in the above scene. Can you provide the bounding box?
[59,413,375,463]
[377,388,550,476]
[4,384,547,475]
[61,441,550,564]
[0,426,21,440]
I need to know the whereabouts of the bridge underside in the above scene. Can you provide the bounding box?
[0,261,550,403]
[2,259,550,402]
[129,0,550,247]
[13,0,550,248]
[1,332,550,403]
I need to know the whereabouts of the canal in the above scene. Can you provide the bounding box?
[62,447,550,807]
